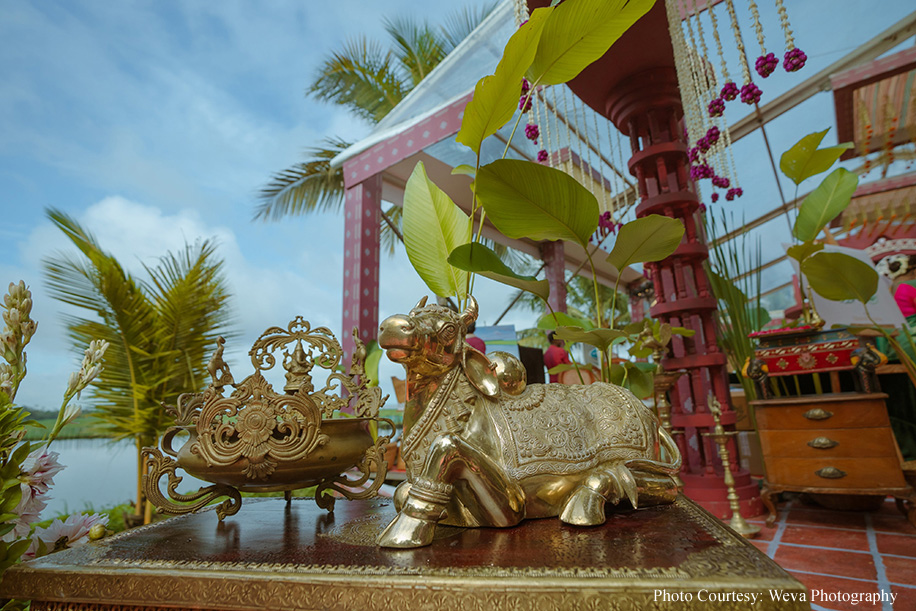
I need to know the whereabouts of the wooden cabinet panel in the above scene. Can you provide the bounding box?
[753,393,889,430]
[765,456,907,489]
[758,428,900,459]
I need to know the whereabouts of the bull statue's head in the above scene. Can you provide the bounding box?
[379,296,498,397]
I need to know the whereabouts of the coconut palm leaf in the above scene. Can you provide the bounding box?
[42,209,233,515]
[308,37,407,124]
[384,17,447,87]
[255,137,350,221]
[439,2,499,53]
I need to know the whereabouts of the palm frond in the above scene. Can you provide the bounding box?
[439,1,499,53]
[308,36,407,123]
[380,204,404,255]
[255,138,351,221]
[383,16,447,88]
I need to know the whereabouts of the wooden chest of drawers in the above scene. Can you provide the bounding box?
[752,393,915,526]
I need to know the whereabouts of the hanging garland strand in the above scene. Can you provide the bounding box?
[749,0,777,78]
[775,0,807,71]
[724,0,762,104]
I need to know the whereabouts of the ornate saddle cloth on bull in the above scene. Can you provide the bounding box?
[377,296,682,548]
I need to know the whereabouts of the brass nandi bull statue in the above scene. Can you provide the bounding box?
[376,296,682,548]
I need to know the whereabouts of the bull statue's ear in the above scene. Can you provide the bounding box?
[460,296,478,329]
[462,348,499,397]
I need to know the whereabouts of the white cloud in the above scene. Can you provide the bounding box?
[14,196,345,411]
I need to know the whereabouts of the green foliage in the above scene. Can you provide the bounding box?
[704,211,770,404]
[536,311,594,330]
[43,210,233,512]
[257,4,496,224]
[476,159,599,248]
[802,252,878,304]
[792,168,859,242]
[448,243,549,301]
[554,327,627,352]
[606,215,685,272]
[402,162,469,299]
[786,242,824,263]
[457,9,549,154]
[526,0,654,86]
[779,129,853,186]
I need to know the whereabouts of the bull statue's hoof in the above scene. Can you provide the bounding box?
[377,513,437,548]
[560,486,607,526]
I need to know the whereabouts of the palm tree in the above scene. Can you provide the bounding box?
[255,4,497,255]
[42,209,233,522]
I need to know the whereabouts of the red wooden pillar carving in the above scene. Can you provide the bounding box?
[606,68,763,518]
[341,175,382,365]
[540,241,567,314]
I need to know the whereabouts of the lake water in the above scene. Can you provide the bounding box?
[41,438,205,518]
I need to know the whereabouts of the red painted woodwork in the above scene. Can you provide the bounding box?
[528,0,762,516]
[341,176,382,364]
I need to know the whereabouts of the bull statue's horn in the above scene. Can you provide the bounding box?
[414,296,429,310]
[461,296,479,327]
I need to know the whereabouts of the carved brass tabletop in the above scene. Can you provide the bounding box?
[0,497,807,611]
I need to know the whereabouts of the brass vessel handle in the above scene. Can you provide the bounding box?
[807,436,839,450]
[803,408,833,421]
[815,466,847,479]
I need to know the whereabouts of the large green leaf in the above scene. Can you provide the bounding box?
[779,129,853,185]
[527,0,654,86]
[456,9,549,154]
[402,161,469,298]
[606,215,684,272]
[786,242,824,263]
[475,159,599,248]
[792,168,859,242]
[448,243,549,301]
[537,311,593,330]
[554,326,627,352]
[801,252,878,304]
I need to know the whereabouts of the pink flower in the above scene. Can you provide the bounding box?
[712,175,730,189]
[710,194,718,204]
[520,78,530,95]
[783,48,807,72]
[699,202,708,212]
[6,483,48,540]
[21,447,64,495]
[518,95,532,112]
[707,97,725,117]
[524,123,539,141]
[755,53,778,78]
[740,83,762,105]
[26,512,109,558]
[537,149,548,163]
[720,82,739,101]
[688,147,700,163]
[706,126,720,146]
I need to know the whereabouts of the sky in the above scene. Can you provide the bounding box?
[2,0,915,413]
[0,0,512,413]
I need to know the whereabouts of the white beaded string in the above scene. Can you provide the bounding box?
[748,0,767,55]
[724,0,752,86]
[774,0,796,51]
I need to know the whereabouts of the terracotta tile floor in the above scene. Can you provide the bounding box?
[747,494,915,610]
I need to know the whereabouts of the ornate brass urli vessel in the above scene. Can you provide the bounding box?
[143,318,393,520]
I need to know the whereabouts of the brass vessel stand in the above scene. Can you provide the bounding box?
[702,394,760,539]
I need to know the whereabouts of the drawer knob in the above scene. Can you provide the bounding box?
[803,408,833,421]
[815,466,847,479]
[807,437,839,450]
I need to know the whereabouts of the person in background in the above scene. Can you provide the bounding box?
[466,321,486,353]
[543,331,571,383]
[888,254,916,325]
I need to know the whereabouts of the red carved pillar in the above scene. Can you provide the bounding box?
[540,241,568,314]
[606,68,763,518]
[341,175,382,364]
